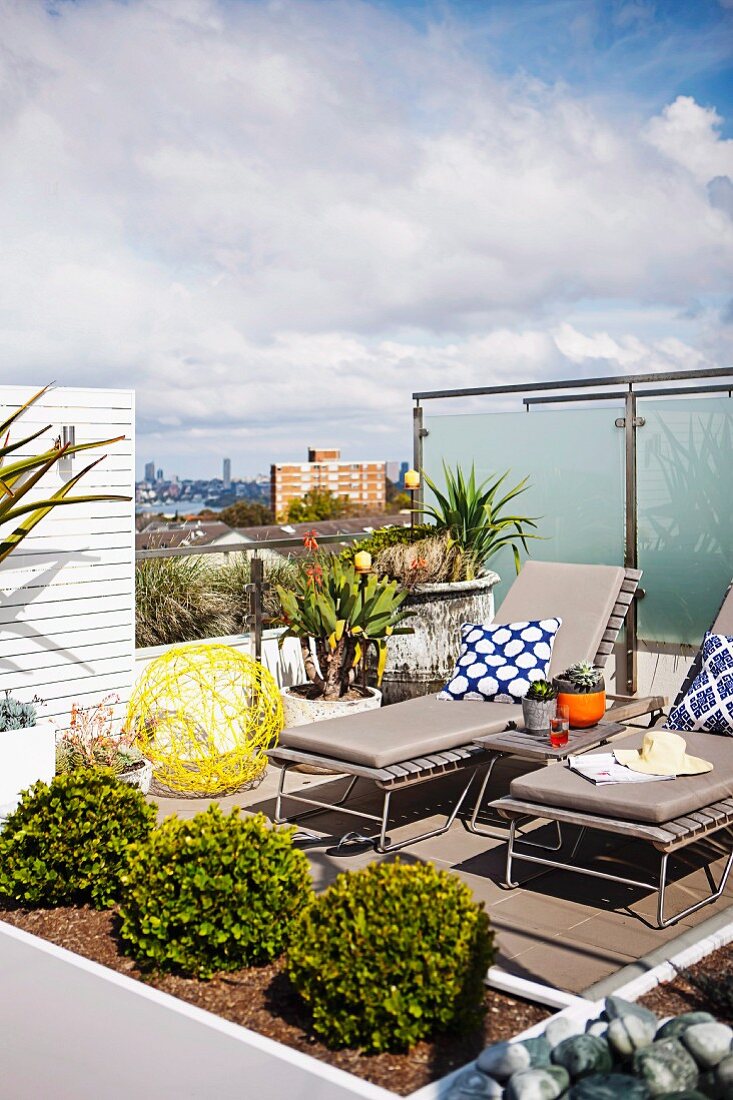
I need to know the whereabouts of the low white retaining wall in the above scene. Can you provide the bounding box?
[134,628,306,688]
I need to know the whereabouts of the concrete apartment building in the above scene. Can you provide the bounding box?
[270,447,386,518]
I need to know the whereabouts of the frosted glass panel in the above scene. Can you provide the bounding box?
[637,397,733,644]
[423,408,625,609]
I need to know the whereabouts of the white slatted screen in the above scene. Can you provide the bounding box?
[0,386,134,724]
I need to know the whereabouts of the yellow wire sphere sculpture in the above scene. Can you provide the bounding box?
[126,643,283,797]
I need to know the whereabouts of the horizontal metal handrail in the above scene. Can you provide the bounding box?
[413,366,733,403]
[135,528,380,562]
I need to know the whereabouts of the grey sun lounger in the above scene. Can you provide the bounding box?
[268,561,654,851]
[491,580,733,927]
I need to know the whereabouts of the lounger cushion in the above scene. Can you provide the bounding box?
[279,693,522,768]
[493,561,625,676]
[508,729,733,824]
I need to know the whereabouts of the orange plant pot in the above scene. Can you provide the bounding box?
[557,689,606,729]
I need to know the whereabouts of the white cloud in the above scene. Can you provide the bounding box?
[0,0,731,475]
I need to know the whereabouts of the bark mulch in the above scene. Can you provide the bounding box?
[638,941,733,1027]
[0,905,550,1096]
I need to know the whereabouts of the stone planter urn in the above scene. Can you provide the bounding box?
[379,572,500,705]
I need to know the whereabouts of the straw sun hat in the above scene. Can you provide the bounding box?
[614,730,712,777]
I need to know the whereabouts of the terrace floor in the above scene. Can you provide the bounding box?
[152,756,733,997]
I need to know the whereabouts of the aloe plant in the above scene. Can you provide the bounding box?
[276,555,414,700]
[418,463,541,579]
[0,384,129,565]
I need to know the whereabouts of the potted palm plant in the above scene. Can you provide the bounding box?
[350,464,540,704]
[275,540,414,727]
[553,662,606,728]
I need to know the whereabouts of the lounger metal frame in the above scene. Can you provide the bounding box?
[270,567,651,850]
[493,796,733,928]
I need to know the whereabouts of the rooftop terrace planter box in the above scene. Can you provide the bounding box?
[0,717,55,814]
[380,573,499,706]
[0,919,395,1100]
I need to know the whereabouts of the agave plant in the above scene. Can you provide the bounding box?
[276,552,414,701]
[0,384,129,564]
[417,463,541,579]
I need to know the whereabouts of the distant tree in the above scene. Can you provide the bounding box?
[385,477,411,513]
[286,489,351,523]
[219,501,274,528]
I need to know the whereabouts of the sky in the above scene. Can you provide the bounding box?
[1,0,732,479]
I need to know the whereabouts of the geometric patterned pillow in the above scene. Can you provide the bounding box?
[667,632,733,734]
[438,618,562,703]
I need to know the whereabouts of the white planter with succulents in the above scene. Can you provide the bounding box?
[55,696,153,795]
[0,696,55,813]
[276,547,413,725]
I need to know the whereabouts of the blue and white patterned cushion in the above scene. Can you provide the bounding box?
[438,618,562,703]
[667,632,733,734]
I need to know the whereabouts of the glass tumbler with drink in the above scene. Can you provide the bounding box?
[549,703,570,748]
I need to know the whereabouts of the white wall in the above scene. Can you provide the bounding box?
[0,385,134,725]
[134,629,305,688]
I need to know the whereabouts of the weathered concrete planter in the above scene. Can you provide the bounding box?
[521,696,557,734]
[0,718,55,814]
[380,572,500,706]
[281,685,382,728]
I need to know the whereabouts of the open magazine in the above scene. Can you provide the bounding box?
[567,753,675,785]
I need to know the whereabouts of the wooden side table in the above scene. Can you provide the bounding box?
[466,721,628,837]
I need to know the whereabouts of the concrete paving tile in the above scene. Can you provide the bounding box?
[488,882,601,927]
[508,938,638,995]
[566,911,678,957]
[447,867,521,908]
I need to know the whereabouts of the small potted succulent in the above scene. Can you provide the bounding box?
[55,695,153,793]
[0,692,54,811]
[521,679,558,734]
[553,661,606,728]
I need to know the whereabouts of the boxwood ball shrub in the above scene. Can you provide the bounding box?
[287,860,495,1053]
[0,770,156,909]
[118,806,312,979]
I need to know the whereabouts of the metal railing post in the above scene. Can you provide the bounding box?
[412,402,425,527]
[624,387,639,694]
[250,553,264,665]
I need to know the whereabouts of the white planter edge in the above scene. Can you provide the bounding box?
[0,918,395,1100]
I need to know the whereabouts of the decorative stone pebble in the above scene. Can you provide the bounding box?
[545,1016,584,1047]
[505,1066,570,1100]
[551,1035,613,1080]
[568,1073,651,1099]
[633,1039,699,1097]
[477,1042,531,1081]
[714,1052,733,1092]
[586,1020,609,1041]
[444,1068,503,1098]
[656,1013,716,1042]
[681,1022,733,1069]
[606,996,659,1030]
[651,1092,709,1099]
[522,1037,553,1068]
[607,1014,657,1059]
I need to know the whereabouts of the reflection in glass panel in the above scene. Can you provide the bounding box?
[637,397,733,645]
[423,408,625,610]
